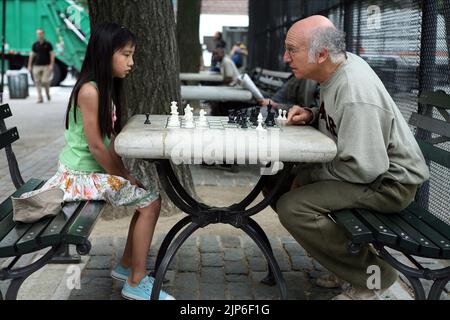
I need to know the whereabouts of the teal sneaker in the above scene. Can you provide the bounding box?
[121,276,175,300]
[111,264,130,282]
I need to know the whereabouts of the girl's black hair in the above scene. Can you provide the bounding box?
[65,22,136,138]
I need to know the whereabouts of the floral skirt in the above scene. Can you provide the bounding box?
[20,162,159,209]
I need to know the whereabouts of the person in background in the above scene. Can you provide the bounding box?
[28,28,55,103]
[230,42,248,70]
[210,31,227,72]
[212,48,240,86]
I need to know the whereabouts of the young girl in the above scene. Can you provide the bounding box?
[21,22,174,300]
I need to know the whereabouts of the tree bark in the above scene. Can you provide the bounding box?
[176,0,202,72]
[88,0,197,217]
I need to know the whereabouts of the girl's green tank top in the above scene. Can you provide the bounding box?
[59,81,111,173]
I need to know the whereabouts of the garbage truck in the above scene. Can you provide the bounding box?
[0,0,90,85]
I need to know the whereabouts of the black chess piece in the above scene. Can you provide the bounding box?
[265,111,276,127]
[241,114,248,128]
[267,100,273,114]
[144,113,151,124]
[265,101,275,126]
[251,106,260,126]
[228,109,236,123]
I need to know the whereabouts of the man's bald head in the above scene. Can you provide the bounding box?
[289,15,336,41]
[286,15,346,65]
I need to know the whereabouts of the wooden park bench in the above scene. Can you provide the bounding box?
[0,103,105,300]
[251,67,292,98]
[331,90,450,300]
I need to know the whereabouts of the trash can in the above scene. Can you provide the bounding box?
[7,71,29,99]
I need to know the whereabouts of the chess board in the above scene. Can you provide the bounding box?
[166,116,283,130]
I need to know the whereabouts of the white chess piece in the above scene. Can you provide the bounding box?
[282,110,288,120]
[197,109,208,127]
[277,109,283,121]
[184,104,194,119]
[256,112,265,131]
[168,101,180,127]
[184,104,195,128]
[170,101,178,114]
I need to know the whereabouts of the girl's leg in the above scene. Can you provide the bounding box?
[119,210,139,268]
[128,198,161,286]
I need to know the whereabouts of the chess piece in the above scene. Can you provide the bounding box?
[241,114,248,128]
[277,109,283,121]
[184,104,195,128]
[184,104,194,120]
[197,109,208,127]
[267,100,273,114]
[256,112,265,131]
[265,112,276,127]
[228,109,236,123]
[282,110,288,120]
[167,101,180,127]
[144,113,151,124]
[170,101,178,114]
[250,107,260,126]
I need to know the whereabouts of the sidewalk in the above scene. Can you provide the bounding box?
[0,87,448,300]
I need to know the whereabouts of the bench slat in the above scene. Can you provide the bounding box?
[406,202,450,242]
[373,213,420,252]
[0,128,20,150]
[15,216,54,254]
[258,77,284,88]
[38,202,85,247]
[65,201,105,245]
[416,140,450,168]
[408,113,450,138]
[0,214,16,257]
[331,209,374,243]
[387,214,441,257]
[260,69,291,79]
[0,222,33,256]
[401,208,450,258]
[355,209,398,244]
[0,104,12,120]
[418,91,450,110]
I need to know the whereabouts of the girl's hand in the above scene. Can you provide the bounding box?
[126,175,146,190]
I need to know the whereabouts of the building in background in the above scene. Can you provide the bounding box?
[200,0,248,67]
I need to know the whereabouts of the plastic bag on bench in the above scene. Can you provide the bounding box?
[11,188,64,223]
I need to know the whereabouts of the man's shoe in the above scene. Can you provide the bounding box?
[111,264,130,282]
[37,98,43,103]
[121,276,175,300]
[332,284,386,300]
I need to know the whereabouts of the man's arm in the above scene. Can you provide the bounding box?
[27,52,35,72]
[49,51,55,70]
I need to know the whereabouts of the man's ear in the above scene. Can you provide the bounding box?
[317,49,329,64]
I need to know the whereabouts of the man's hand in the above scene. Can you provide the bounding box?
[49,64,54,72]
[287,105,313,125]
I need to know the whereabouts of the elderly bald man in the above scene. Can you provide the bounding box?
[275,16,429,299]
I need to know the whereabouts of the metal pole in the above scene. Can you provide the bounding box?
[0,0,6,104]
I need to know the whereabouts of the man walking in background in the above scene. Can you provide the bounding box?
[28,28,55,103]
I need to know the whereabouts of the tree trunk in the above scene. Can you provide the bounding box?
[88,0,197,217]
[176,0,202,72]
